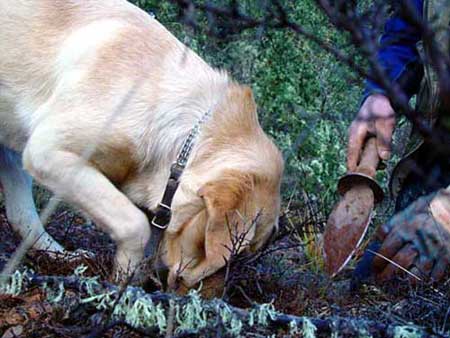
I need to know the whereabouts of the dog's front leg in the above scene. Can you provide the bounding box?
[23,137,150,280]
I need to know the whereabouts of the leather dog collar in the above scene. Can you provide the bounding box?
[139,109,213,262]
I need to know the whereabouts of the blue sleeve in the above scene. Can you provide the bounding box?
[364,0,423,101]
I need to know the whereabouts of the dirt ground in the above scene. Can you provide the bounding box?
[0,202,449,337]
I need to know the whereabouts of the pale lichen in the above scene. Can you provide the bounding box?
[302,317,317,338]
[249,301,278,326]
[357,326,373,338]
[0,269,27,295]
[122,292,167,331]
[394,326,422,338]
[228,315,244,336]
[74,264,89,277]
[289,320,300,335]
[80,288,116,310]
[43,281,65,303]
[175,289,208,333]
[214,302,244,336]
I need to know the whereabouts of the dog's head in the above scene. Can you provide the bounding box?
[163,167,283,290]
[160,85,284,289]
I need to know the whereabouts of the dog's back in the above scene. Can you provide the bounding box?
[0,0,218,156]
[0,0,136,149]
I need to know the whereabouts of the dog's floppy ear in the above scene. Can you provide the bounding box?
[197,170,254,220]
[171,171,256,288]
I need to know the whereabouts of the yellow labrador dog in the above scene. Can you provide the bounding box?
[0,0,283,288]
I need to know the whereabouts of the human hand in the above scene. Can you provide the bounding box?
[372,192,450,282]
[347,94,396,172]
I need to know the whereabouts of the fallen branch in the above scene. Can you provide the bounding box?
[3,273,441,337]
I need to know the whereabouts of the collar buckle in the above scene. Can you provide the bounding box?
[151,217,170,230]
[151,202,171,229]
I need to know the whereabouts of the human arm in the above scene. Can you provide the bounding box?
[347,0,424,171]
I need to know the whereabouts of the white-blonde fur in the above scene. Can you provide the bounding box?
[0,0,283,287]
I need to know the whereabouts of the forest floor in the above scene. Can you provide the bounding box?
[0,201,449,338]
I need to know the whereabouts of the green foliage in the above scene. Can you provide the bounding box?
[132,0,363,208]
